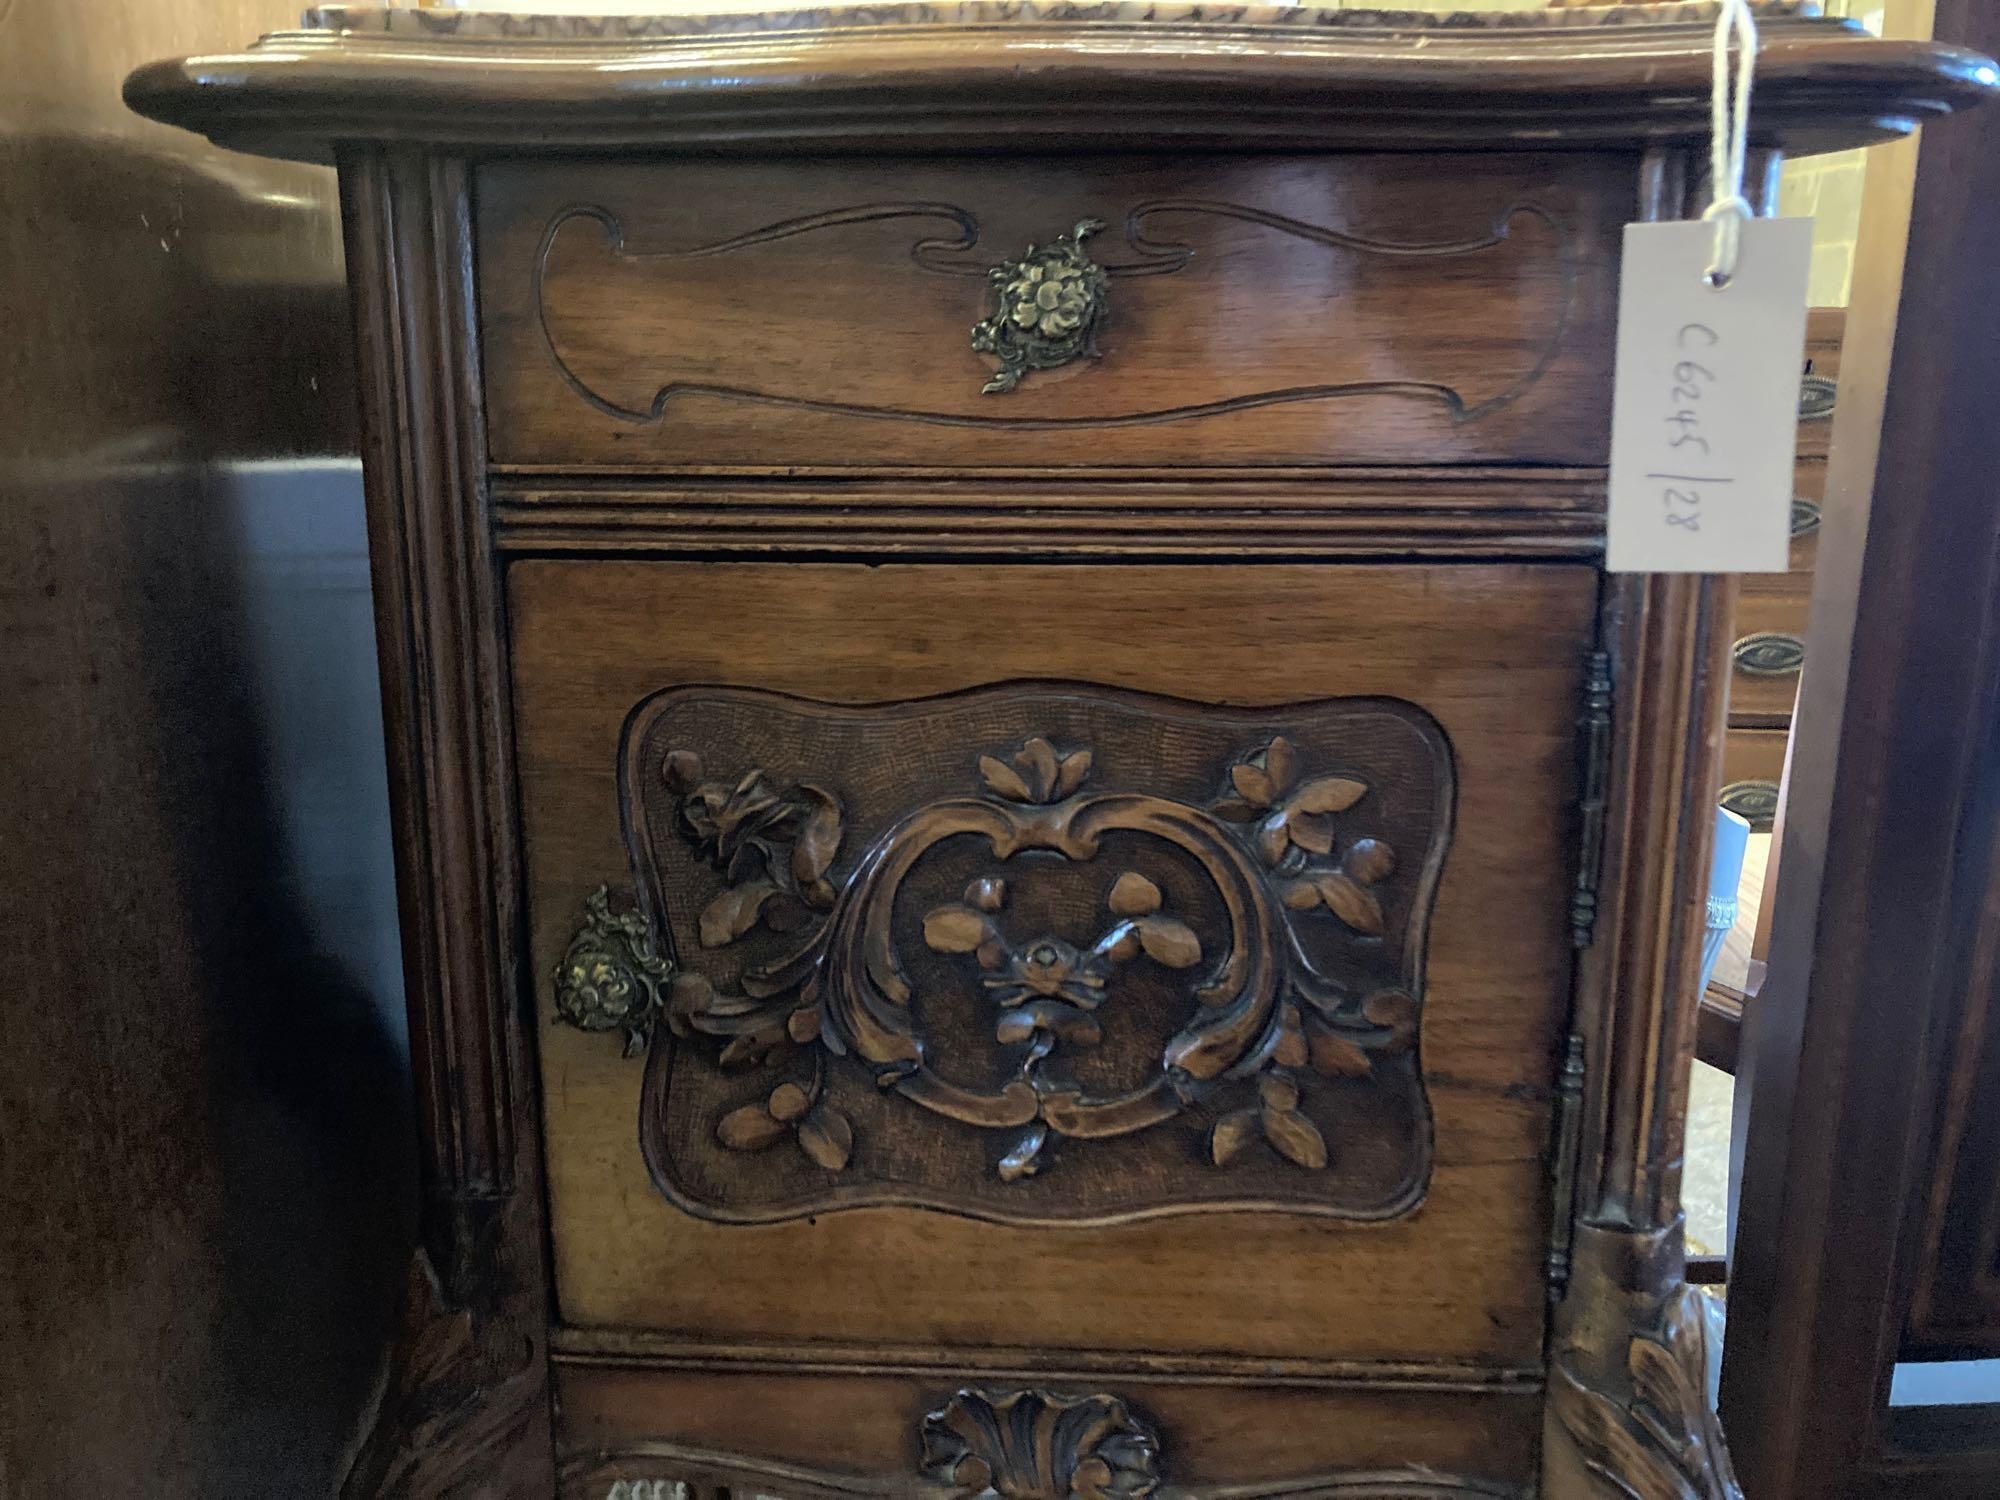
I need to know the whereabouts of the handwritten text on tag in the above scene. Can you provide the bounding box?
[1607,218,1814,574]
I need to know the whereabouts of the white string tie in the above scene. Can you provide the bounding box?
[1704,0,1760,288]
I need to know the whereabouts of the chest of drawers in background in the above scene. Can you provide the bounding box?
[1720,308,1844,836]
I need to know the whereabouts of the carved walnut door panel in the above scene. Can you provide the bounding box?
[622,683,1450,1225]
[513,559,1592,1389]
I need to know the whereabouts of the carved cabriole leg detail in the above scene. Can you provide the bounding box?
[340,1240,546,1499]
[1540,411,1743,1500]
[337,145,555,1496]
[1544,1223,1740,1500]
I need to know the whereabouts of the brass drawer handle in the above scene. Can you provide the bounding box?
[1791,497,1822,537]
[971,219,1110,394]
[1799,373,1838,420]
[1733,632,1805,678]
[1721,780,1781,832]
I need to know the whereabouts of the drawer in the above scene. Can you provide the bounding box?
[1721,727,1789,832]
[1795,306,1844,460]
[477,154,1626,472]
[511,559,1594,1372]
[1742,459,1827,598]
[555,1366,1544,1498]
[1728,590,1810,728]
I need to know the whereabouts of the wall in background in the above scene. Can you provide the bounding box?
[0,0,410,1493]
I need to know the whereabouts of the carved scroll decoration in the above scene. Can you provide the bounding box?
[533,198,1574,429]
[615,685,1450,1225]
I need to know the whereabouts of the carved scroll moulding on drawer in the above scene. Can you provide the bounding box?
[618,683,1453,1225]
[488,155,1620,467]
[533,195,1572,427]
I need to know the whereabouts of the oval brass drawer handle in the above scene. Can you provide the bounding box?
[1791,497,1822,537]
[1733,632,1806,678]
[1799,373,1838,420]
[971,219,1110,394]
[1721,780,1782,832]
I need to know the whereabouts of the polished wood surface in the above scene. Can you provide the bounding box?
[514,559,1589,1373]
[121,3,1999,164]
[1723,3,2000,1493]
[479,154,1623,471]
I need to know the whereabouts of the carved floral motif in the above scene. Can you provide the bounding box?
[646,729,1420,1185]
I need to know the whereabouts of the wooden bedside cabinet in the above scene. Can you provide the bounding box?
[127,6,1995,1498]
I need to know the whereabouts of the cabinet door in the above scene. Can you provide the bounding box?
[514,559,1592,1382]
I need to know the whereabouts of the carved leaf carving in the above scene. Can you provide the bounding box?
[717,1103,786,1151]
[1136,917,1201,969]
[1262,1106,1329,1170]
[767,1081,811,1122]
[1210,1110,1259,1167]
[797,1107,854,1171]
[1293,776,1369,815]
[698,880,775,947]
[1316,872,1385,936]
[1107,872,1162,918]
[979,754,1035,802]
[1554,1282,1743,1500]
[924,905,997,953]
[1310,1030,1372,1079]
[790,785,843,885]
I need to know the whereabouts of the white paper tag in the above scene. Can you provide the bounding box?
[1607,218,1815,573]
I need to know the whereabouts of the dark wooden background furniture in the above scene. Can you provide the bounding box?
[126,6,1996,1497]
[0,0,411,1493]
[1723,2,2000,1494]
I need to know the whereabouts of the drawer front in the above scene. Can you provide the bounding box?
[555,1366,1543,1498]
[1729,590,1809,727]
[1741,464,1824,598]
[477,154,1626,472]
[513,560,1592,1371]
[1721,727,1789,832]
[1796,307,1844,460]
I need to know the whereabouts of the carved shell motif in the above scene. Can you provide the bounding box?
[922,1389,1161,1500]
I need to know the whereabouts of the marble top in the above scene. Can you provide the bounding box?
[303,1,1822,42]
